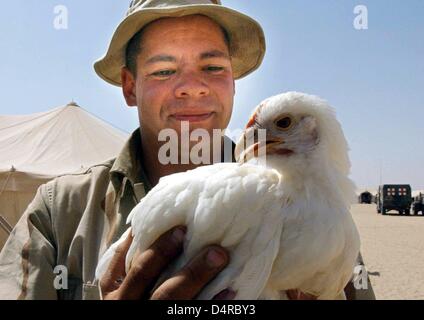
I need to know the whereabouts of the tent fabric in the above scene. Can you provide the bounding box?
[0,102,129,249]
[0,190,36,249]
[0,102,128,179]
[0,169,53,193]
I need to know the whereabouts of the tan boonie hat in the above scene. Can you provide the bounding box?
[94,0,266,86]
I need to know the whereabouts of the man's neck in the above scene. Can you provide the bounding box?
[140,131,200,187]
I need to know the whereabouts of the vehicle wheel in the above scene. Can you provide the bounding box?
[382,207,386,215]
[405,209,411,215]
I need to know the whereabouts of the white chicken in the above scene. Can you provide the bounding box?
[96,92,360,300]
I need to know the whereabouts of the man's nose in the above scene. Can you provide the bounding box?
[174,73,210,98]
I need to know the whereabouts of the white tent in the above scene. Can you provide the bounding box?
[0,102,129,248]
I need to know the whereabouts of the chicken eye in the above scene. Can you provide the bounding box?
[275,116,293,130]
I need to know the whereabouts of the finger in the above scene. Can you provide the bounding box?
[117,226,186,300]
[100,228,133,293]
[286,289,297,300]
[150,245,229,300]
[109,229,133,276]
[213,289,237,300]
[286,289,317,300]
[298,292,318,300]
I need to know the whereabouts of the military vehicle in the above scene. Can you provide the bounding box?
[376,184,412,215]
[359,191,373,204]
[412,193,424,215]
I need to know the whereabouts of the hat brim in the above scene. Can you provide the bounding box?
[94,4,266,86]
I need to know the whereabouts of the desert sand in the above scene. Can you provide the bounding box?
[351,204,424,299]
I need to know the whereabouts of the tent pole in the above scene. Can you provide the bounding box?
[0,215,13,235]
[0,168,14,200]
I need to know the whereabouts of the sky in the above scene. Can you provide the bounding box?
[0,0,423,190]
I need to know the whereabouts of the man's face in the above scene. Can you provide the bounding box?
[122,15,235,138]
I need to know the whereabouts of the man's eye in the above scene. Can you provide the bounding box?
[152,70,175,77]
[204,66,224,72]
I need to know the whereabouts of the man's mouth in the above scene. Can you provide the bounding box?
[171,112,214,122]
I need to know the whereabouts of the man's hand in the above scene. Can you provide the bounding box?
[99,226,235,300]
[286,289,317,300]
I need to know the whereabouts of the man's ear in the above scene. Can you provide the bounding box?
[121,67,137,107]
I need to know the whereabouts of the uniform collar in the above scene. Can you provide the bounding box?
[110,128,236,200]
[110,128,152,200]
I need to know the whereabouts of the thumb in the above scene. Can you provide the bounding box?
[100,228,133,294]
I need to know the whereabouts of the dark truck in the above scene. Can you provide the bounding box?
[359,191,373,204]
[376,184,412,215]
[412,193,424,215]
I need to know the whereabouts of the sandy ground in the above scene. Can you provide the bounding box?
[351,204,424,299]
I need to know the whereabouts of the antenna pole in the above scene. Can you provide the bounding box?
[379,159,383,185]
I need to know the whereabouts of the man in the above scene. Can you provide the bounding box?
[0,0,374,300]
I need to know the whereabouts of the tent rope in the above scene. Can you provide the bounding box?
[0,168,14,200]
[0,169,14,236]
[0,215,13,235]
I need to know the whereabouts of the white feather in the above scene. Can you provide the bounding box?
[96,91,360,300]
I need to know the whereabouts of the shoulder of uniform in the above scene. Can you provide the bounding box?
[55,158,116,178]
[42,158,116,202]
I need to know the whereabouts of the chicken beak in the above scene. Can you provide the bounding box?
[235,128,284,163]
[265,134,284,149]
